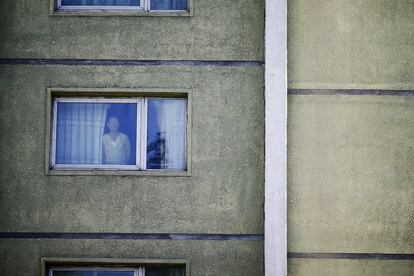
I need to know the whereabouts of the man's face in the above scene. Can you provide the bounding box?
[107,118,120,132]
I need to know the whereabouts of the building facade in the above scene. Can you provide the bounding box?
[0,0,413,275]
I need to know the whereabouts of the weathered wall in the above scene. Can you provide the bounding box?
[0,0,263,61]
[288,0,414,89]
[0,65,264,275]
[0,65,264,235]
[0,0,265,275]
[288,0,414,274]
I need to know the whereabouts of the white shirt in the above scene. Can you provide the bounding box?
[102,133,131,165]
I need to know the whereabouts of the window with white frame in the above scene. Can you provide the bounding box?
[49,266,186,276]
[56,0,188,11]
[50,97,188,171]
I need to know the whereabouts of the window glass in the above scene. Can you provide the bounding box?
[55,102,137,166]
[145,267,186,276]
[150,0,187,10]
[52,272,134,276]
[61,0,140,6]
[146,99,187,170]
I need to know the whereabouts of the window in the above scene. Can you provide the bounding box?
[55,0,188,11]
[42,258,189,276]
[49,97,188,171]
[49,266,186,276]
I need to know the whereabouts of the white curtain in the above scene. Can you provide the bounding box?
[145,267,185,276]
[56,103,108,164]
[62,0,138,6]
[151,99,187,170]
[151,0,187,10]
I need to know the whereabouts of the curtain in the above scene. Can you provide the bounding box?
[53,271,134,276]
[150,0,187,10]
[56,103,108,165]
[147,99,187,170]
[61,0,139,6]
[145,267,185,276]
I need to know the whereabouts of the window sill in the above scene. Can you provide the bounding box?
[46,169,191,177]
[50,9,192,17]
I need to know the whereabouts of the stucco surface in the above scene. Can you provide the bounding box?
[288,95,414,254]
[0,64,264,234]
[0,239,263,276]
[288,258,414,276]
[288,0,414,89]
[0,0,263,60]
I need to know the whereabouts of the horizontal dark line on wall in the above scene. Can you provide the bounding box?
[0,232,263,241]
[0,58,264,67]
[289,89,414,96]
[288,252,414,261]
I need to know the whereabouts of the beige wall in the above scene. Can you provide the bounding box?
[288,0,414,275]
[288,0,414,90]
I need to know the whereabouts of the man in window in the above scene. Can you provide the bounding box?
[102,117,131,165]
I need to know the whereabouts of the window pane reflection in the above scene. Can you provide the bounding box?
[61,0,140,6]
[53,272,134,276]
[146,99,187,170]
[145,267,186,276]
[55,102,137,166]
[150,0,187,10]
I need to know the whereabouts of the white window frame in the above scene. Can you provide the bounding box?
[50,97,187,171]
[56,0,189,12]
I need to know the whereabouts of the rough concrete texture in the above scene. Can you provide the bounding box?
[288,0,414,89]
[0,65,264,234]
[288,95,414,254]
[0,239,263,276]
[288,258,414,276]
[0,0,264,61]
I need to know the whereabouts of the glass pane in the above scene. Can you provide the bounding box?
[150,0,187,10]
[53,271,134,276]
[145,267,185,276]
[55,102,137,166]
[61,0,140,6]
[146,99,187,170]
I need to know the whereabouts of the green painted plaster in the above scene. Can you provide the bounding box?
[0,65,264,235]
[288,0,414,89]
[288,95,414,254]
[0,0,264,60]
[0,239,263,276]
[288,258,414,276]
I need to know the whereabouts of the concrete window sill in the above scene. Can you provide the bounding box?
[46,169,191,176]
[50,9,193,17]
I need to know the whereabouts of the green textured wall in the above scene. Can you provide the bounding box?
[0,65,264,275]
[0,65,264,234]
[1,0,414,275]
[289,259,414,276]
[0,0,263,61]
[0,0,264,275]
[288,0,414,274]
[288,0,414,89]
[0,239,263,275]
[288,96,414,251]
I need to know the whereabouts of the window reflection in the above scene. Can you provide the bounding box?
[146,99,187,170]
